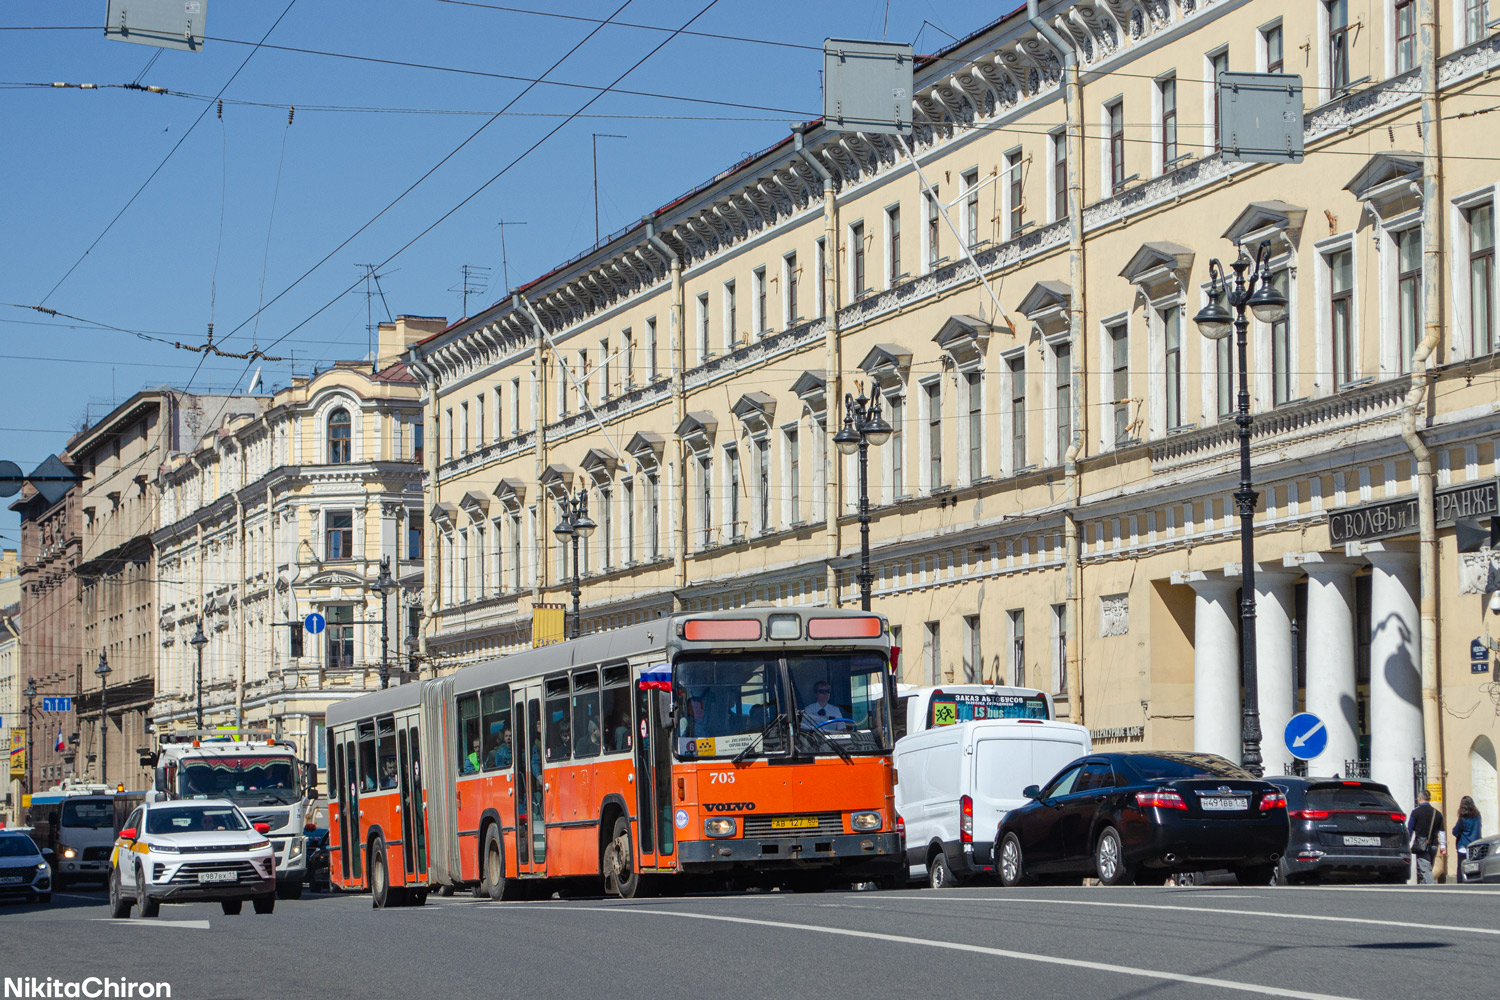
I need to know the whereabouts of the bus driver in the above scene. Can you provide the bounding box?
[800,683,847,732]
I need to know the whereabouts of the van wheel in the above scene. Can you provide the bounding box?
[481,827,509,902]
[602,816,639,899]
[928,852,957,889]
[108,867,133,918]
[998,834,1027,888]
[1094,827,1132,886]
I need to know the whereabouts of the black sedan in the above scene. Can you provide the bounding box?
[1266,777,1409,884]
[995,751,1289,887]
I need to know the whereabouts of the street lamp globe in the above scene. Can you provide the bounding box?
[573,509,597,539]
[862,410,893,447]
[189,621,208,652]
[834,416,861,456]
[376,558,398,596]
[95,653,111,680]
[24,677,37,700]
[553,517,575,541]
[1247,280,1289,324]
[1193,297,1234,341]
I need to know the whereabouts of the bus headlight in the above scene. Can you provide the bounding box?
[851,811,882,832]
[704,818,737,838]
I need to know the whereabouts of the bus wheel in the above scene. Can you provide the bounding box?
[603,816,639,899]
[481,827,508,902]
[371,838,403,908]
[409,887,428,907]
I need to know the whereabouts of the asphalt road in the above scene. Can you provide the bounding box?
[3,881,1495,1000]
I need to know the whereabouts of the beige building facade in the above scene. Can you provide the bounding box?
[409,0,1500,824]
[152,318,437,780]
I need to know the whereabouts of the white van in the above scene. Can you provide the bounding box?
[894,684,1054,741]
[894,718,1090,887]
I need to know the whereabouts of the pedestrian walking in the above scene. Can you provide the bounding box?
[1453,795,1483,883]
[1408,789,1446,884]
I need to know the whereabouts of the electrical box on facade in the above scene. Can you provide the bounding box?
[823,38,913,136]
[105,0,207,52]
[1218,72,1304,164]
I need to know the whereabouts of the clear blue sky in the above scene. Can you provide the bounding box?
[0,0,987,546]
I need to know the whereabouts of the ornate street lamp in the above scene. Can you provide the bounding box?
[552,487,597,639]
[94,653,112,784]
[376,556,398,689]
[835,382,893,611]
[23,677,37,797]
[188,621,208,731]
[1192,239,1288,777]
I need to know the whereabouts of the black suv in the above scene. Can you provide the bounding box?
[1267,777,1410,884]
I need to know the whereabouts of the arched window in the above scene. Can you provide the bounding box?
[328,408,352,464]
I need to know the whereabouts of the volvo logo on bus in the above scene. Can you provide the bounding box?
[703,802,755,813]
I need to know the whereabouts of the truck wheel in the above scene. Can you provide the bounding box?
[109,867,134,919]
[135,863,160,918]
[277,881,303,901]
[221,900,243,915]
[252,896,275,914]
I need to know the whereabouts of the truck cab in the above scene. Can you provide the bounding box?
[149,730,317,900]
[29,782,118,888]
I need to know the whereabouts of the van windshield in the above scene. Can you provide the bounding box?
[60,800,115,829]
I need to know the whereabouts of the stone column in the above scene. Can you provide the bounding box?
[1175,571,1241,762]
[1240,565,1298,778]
[1358,543,1424,815]
[1290,553,1361,773]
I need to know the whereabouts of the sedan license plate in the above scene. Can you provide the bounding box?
[1199,796,1247,811]
[1343,835,1382,847]
[1464,861,1480,875]
[770,817,818,830]
[197,871,237,884]
[0,876,23,884]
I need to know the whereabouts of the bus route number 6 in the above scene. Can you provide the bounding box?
[709,772,735,785]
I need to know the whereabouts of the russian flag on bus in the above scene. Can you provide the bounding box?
[637,665,672,691]
[55,730,65,752]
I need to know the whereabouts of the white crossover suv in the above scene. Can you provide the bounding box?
[109,799,277,917]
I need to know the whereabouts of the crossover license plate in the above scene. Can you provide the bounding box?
[1199,797,1247,811]
[1343,835,1382,847]
[197,871,237,883]
[770,817,818,830]
[0,876,23,884]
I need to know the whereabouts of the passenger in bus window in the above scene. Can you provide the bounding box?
[800,683,848,732]
[575,719,602,757]
[465,739,481,774]
[380,758,398,789]
[489,727,512,768]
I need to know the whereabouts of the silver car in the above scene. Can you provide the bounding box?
[1460,833,1500,883]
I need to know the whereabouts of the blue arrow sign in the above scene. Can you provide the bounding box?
[304,612,326,635]
[41,696,72,713]
[1284,712,1328,761]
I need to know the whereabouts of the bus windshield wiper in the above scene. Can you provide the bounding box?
[733,712,787,766]
[799,720,854,763]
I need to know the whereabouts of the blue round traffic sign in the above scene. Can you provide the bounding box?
[1284,712,1328,761]
[304,612,326,635]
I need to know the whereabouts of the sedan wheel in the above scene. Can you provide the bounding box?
[1094,827,1132,886]
[998,835,1025,888]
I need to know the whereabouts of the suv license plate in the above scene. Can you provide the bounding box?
[1343,835,1381,847]
[1199,797,1247,811]
[197,871,237,883]
[0,876,23,884]
[1464,862,1480,876]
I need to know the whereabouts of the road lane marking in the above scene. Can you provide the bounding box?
[562,906,1360,1000]
[91,919,211,930]
[936,896,1500,937]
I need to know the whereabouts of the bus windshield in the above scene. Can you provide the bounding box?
[789,653,892,754]
[178,755,301,804]
[60,799,115,829]
[674,656,785,760]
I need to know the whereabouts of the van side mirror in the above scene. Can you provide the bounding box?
[1022,785,1042,801]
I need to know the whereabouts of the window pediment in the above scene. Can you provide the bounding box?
[1344,152,1422,219]
[626,431,665,467]
[933,314,991,370]
[857,344,912,392]
[459,490,490,518]
[789,370,827,411]
[540,463,575,493]
[581,447,620,482]
[492,478,527,512]
[1221,200,1307,248]
[429,502,458,528]
[1017,281,1072,337]
[1119,241,1195,299]
[730,391,778,435]
[674,411,718,445]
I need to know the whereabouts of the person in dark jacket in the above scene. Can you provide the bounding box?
[1408,789,1446,884]
[1453,795,1483,882]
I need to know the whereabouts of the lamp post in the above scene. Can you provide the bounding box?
[834,382,893,611]
[376,556,398,689]
[94,653,112,785]
[551,487,597,639]
[1192,239,1288,777]
[188,621,208,731]
[23,677,36,798]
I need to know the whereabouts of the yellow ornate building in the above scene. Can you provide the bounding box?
[408,0,1500,823]
[152,318,438,779]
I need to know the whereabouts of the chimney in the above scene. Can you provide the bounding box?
[376,316,448,371]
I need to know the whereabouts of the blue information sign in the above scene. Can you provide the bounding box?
[1284,712,1328,761]
[304,612,326,635]
[41,696,72,713]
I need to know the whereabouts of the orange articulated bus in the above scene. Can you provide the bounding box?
[326,606,901,904]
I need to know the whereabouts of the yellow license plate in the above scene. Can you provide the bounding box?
[770,816,818,830]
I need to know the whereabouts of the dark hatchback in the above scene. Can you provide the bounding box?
[1265,777,1409,884]
[995,751,1289,887]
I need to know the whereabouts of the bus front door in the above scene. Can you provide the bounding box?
[344,736,363,882]
[634,685,675,869]
[516,683,547,876]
